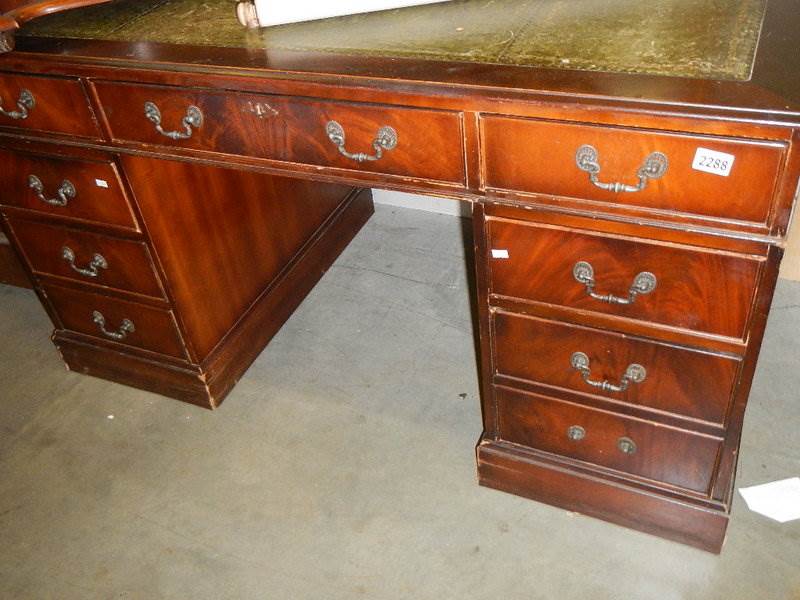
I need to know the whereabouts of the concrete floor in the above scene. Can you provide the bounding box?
[0,204,798,599]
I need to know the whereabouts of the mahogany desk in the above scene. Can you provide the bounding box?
[0,0,798,553]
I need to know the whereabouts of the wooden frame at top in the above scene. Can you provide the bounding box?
[1,0,112,51]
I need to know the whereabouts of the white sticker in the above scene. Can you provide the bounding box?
[692,148,735,177]
[491,249,509,259]
[95,179,109,188]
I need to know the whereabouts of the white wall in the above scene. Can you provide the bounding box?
[372,189,471,218]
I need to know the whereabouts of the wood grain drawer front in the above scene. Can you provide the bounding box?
[493,312,741,425]
[0,150,137,230]
[93,82,465,184]
[496,386,722,494]
[43,284,187,359]
[8,219,164,298]
[487,219,762,340]
[481,116,785,226]
[0,73,99,138]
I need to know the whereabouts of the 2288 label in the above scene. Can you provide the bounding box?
[692,147,735,177]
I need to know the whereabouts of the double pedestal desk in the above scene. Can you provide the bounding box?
[0,0,798,553]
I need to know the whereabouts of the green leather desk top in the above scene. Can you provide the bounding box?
[20,0,766,81]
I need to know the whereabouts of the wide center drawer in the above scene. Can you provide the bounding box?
[481,116,786,227]
[8,218,164,299]
[493,311,741,425]
[92,82,466,185]
[0,72,100,138]
[496,386,723,495]
[487,218,763,341]
[0,149,138,230]
[43,284,187,359]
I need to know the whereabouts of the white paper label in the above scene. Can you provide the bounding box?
[95,179,109,188]
[692,148,735,177]
[491,249,509,259]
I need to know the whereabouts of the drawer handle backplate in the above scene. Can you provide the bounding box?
[326,120,398,163]
[567,425,586,441]
[28,175,76,207]
[617,437,638,455]
[144,101,203,140]
[576,144,668,193]
[92,311,135,341]
[573,261,656,306]
[62,246,108,278]
[570,351,647,394]
[0,89,35,120]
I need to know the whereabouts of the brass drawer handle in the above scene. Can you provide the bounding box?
[28,175,76,207]
[570,352,647,394]
[144,101,203,140]
[576,144,668,193]
[92,310,135,341]
[326,120,398,163]
[567,425,586,441]
[617,437,637,455]
[62,246,108,278]
[573,261,656,306]
[0,89,35,120]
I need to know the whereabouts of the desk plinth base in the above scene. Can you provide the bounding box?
[477,439,729,553]
[51,188,374,409]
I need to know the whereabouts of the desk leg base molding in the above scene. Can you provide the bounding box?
[50,188,374,409]
[476,440,729,553]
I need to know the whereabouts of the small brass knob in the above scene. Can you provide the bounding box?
[567,425,586,441]
[617,437,637,455]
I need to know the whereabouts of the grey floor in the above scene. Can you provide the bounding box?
[1,204,798,599]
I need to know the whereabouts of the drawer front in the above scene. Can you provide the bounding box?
[93,82,465,184]
[0,73,100,138]
[496,386,722,494]
[9,219,164,299]
[487,219,762,340]
[493,312,741,425]
[0,150,138,230]
[43,284,187,359]
[481,116,785,226]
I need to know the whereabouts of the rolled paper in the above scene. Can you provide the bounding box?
[236,0,453,28]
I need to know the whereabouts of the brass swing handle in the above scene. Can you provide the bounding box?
[0,88,34,120]
[573,261,657,306]
[62,246,108,278]
[326,120,398,163]
[92,311,135,341]
[570,351,647,394]
[144,101,203,140]
[575,144,668,193]
[28,175,76,207]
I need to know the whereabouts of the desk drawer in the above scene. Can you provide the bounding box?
[0,149,138,230]
[43,284,187,359]
[493,312,740,425]
[487,219,762,340]
[0,73,100,138]
[481,116,785,226]
[8,219,164,299]
[93,82,465,184]
[496,386,722,494]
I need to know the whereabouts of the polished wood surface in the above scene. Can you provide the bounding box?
[487,218,764,341]
[0,71,99,136]
[44,282,188,358]
[495,386,723,494]
[1,0,798,552]
[492,311,741,426]
[0,146,138,229]
[121,156,356,361]
[93,82,467,186]
[482,116,787,231]
[0,230,30,287]
[8,217,164,298]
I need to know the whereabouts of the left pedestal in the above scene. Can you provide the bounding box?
[0,141,373,408]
